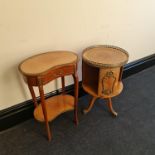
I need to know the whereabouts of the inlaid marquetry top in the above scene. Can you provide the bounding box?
[82,45,129,68]
[19,51,78,76]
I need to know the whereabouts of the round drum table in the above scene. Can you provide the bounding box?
[82,45,129,116]
[19,51,79,141]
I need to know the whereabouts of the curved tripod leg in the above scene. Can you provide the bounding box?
[83,96,97,114]
[107,98,118,117]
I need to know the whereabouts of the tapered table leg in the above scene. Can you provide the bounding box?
[28,84,38,107]
[73,72,79,125]
[83,96,97,114]
[61,76,65,94]
[107,98,118,117]
[38,84,52,141]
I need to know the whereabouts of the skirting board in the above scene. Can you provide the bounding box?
[0,53,155,131]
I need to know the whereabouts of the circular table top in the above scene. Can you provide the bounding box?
[82,45,129,67]
[19,51,78,76]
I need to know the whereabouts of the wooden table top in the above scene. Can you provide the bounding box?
[82,45,129,68]
[19,51,78,76]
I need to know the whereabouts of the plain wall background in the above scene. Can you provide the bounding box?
[0,0,155,110]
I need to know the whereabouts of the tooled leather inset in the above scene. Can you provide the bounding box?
[102,71,116,95]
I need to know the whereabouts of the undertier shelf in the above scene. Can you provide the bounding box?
[34,95,74,122]
[83,82,123,98]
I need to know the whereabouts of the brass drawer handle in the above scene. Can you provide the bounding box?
[59,71,63,75]
[53,70,64,77]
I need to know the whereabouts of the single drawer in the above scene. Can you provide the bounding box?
[24,64,76,86]
[41,64,76,85]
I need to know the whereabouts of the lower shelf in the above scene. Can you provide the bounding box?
[34,94,74,122]
[83,82,123,98]
[82,84,98,97]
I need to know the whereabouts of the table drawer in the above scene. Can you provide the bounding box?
[41,65,76,85]
[25,64,76,86]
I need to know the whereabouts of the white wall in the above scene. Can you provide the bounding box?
[0,0,155,110]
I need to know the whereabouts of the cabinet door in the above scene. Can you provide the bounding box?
[98,67,121,97]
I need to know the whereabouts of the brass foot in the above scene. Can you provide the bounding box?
[83,97,97,114]
[107,98,118,117]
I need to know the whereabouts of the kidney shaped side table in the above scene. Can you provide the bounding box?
[19,51,79,141]
[82,45,129,116]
